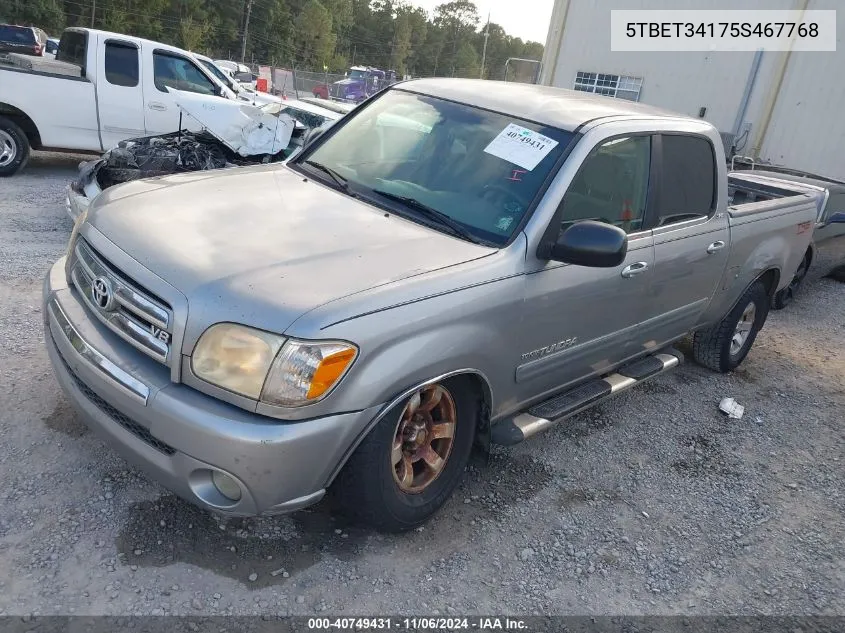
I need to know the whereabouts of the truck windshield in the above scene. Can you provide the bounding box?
[298,90,574,246]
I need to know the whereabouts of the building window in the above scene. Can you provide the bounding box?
[574,71,643,101]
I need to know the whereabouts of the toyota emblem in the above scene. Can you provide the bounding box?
[91,276,115,311]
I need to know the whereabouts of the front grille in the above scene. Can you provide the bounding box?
[70,238,173,364]
[57,345,176,456]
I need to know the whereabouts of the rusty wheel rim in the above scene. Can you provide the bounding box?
[391,384,457,494]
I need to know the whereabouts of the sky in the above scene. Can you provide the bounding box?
[410,0,555,44]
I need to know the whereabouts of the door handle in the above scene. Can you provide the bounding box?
[706,241,726,254]
[147,102,167,111]
[621,261,649,278]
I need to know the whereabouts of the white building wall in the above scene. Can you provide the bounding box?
[540,0,845,178]
[758,4,845,176]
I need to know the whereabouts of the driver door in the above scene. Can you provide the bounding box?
[516,134,657,401]
[142,48,219,135]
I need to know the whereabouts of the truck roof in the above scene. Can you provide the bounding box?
[64,27,206,59]
[398,78,698,131]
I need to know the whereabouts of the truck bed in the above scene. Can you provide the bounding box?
[702,184,819,323]
[1,53,83,77]
[0,59,99,152]
[728,173,822,207]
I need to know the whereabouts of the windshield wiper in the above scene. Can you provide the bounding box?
[372,189,478,243]
[303,160,351,193]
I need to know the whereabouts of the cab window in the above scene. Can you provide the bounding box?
[657,134,716,226]
[558,135,651,234]
[104,43,139,87]
[153,52,216,95]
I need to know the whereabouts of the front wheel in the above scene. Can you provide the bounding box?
[332,376,478,532]
[692,281,770,373]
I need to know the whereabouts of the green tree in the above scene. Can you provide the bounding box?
[293,0,335,68]
[179,16,211,51]
[2,0,542,80]
[433,0,479,76]
[5,0,65,33]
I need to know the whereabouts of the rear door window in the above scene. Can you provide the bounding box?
[104,42,139,87]
[56,30,87,67]
[657,135,717,226]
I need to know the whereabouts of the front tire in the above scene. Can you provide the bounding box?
[333,376,478,532]
[692,281,769,373]
[0,116,30,176]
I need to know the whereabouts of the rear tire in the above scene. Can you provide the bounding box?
[0,116,30,176]
[332,376,479,532]
[828,266,845,283]
[772,251,810,309]
[692,281,769,373]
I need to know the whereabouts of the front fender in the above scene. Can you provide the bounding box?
[306,271,526,424]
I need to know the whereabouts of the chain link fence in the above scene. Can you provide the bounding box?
[240,61,539,100]
[288,70,347,98]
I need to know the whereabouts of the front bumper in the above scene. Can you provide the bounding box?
[65,179,101,222]
[43,257,381,516]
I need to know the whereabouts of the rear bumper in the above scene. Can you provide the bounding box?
[43,257,381,516]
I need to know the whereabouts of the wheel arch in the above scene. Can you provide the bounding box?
[0,103,43,149]
[758,266,781,300]
[804,243,815,270]
[324,368,493,487]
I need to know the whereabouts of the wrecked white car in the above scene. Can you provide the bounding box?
[66,92,348,221]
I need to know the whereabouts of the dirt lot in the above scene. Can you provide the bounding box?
[0,153,843,617]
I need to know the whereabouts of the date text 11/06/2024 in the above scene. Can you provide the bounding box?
[307,617,529,631]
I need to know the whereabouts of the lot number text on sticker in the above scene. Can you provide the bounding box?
[484,124,559,171]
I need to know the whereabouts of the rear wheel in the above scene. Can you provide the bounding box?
[333,376,478,532]
[0,117,30,176]
[773,251,810,309]
[828,266,845,283]
[692,281,769,373]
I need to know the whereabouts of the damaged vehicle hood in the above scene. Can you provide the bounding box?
[87,165,495,346]
[173,89,293,156]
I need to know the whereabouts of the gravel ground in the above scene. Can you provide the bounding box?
[0,152,843,617]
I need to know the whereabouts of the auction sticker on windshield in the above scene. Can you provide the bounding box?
[484,123,559,170]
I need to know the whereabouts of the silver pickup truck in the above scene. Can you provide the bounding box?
[43,79,817,531]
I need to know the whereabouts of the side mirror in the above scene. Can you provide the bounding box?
[546,220,628,267]
[828,211,845,224]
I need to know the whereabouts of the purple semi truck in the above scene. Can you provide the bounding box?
[312,66,397,103]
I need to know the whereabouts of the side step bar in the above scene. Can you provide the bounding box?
[491,349,683,446]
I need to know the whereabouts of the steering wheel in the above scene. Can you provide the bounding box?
[479,184,523,210]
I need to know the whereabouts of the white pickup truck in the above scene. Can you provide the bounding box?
[0,27,239,175]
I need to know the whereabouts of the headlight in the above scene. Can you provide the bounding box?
[192,323,285,399]
[260,339,357,407]
[191,324,357,407]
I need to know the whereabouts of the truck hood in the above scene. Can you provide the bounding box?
[88,165,495,346]
[333,78,362,88]
[173,89,292,155]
